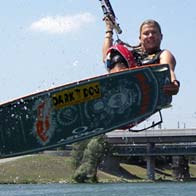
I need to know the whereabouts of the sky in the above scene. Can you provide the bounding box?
[0,0,196,129]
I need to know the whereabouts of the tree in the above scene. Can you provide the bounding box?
[70,139,89,169]
[71,135,109,183]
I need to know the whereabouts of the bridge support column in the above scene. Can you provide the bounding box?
[172,156,190,180]
[146,142,155,181]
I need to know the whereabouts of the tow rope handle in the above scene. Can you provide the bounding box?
[99,0,122,34]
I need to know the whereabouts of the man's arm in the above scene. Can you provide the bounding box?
[102,18,114,62]
[160,50,180,95]
[160,50,176,82]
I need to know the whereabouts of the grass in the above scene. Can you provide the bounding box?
[0,154,73,184]
[189,164,196,179]
[0,154,196,184]
[120,163,147,179]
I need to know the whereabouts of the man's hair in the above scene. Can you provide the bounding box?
[139,19,162,35]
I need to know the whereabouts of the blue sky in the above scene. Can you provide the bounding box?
[1,0,196,129]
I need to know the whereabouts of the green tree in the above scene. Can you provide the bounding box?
[70,139,89,169]
[71,135,109,183]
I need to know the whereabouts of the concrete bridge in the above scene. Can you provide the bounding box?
[105,128,196,180]
[106,128,196,145]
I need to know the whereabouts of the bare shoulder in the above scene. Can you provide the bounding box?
[160,49,176,66]
[161,49,175,57]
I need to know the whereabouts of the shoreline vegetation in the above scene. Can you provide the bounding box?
[0,154,196,184]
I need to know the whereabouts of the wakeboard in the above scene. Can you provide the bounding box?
[0,64,172,158]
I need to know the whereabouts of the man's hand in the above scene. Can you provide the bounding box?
[163,80,180,96]
[104,16,115,31]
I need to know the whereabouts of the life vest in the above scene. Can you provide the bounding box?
[132,48,164,66]
[105,44,136,70]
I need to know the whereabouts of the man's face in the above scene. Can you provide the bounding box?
[139,24,162,53]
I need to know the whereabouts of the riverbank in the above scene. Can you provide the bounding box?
[0,154,196,184]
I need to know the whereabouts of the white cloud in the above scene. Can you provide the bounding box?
[29,13,95,34]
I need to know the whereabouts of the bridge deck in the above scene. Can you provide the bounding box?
[106,128,196,144]
[106,129,196,156]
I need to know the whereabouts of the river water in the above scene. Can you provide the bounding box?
[0,182,196,196]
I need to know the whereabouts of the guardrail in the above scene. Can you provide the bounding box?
[111,144,196,156]
[106,128,196,144]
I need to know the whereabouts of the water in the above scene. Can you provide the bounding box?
[0,182,196,196]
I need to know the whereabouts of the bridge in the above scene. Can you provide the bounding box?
[105,128,196,180]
